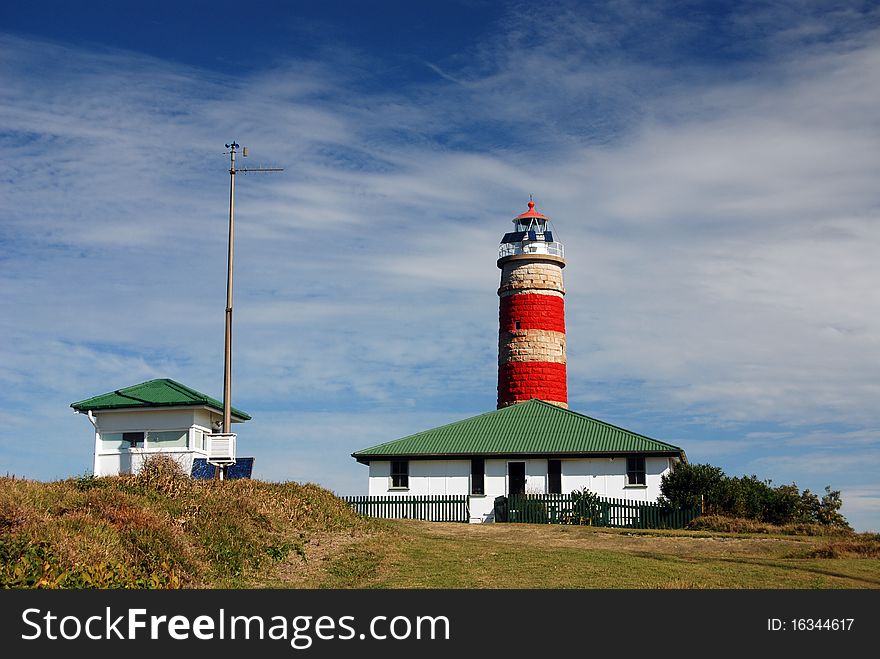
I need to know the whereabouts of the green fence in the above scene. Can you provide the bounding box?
[499,493,701,529]
[344,495,469,523]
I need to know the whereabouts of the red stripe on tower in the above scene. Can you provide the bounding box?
[499,294,565,333]
[498,361,568,405]
[497,198,567,409]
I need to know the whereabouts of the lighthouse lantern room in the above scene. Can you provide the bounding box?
[498,197,564,259]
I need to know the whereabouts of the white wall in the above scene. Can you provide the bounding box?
[94,450,195,478]
[95,409,199,432]
[366,456,674,522]
[88,408,225,477]
[562,457,670,502]
[367,459,470,496]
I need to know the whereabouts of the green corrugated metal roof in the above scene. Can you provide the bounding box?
[352,399,684,461]
[70,378,251,420]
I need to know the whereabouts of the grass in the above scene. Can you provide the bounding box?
[284,521,880,589]
[0,457,368,588]
[3,462,878,589]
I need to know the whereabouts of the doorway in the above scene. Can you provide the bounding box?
[508,461,526,495]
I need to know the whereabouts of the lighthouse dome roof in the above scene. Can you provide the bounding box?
[513,198,549,222]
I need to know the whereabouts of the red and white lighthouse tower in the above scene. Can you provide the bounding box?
[497,198,567,409]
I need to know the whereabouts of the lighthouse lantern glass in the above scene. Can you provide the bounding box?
[500,214,564,259]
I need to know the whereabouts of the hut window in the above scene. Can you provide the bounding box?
[627,457,646,486]
[146,430,188,448]
[99,432,143,449]
[390,460,409,489]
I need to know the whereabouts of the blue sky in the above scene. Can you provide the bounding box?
[1,1,879,532]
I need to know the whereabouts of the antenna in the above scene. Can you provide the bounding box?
[214,141,284,480]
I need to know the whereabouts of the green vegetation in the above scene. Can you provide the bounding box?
[2,456,877,590]
[293,520,880,589]
[659,462,850,528]
[0,456,367,588]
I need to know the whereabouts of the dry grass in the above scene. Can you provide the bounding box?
[285,520,880,589]
[805,535,880,559]
[688,514,853,536]
[0,458,370,589]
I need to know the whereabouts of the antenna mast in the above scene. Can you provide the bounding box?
[218,141,283,478]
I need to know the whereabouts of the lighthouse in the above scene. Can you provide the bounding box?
[497,198,567,409]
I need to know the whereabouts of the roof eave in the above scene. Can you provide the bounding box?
[352,449,684,463]
[71,402,251,422]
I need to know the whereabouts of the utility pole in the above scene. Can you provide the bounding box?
[218,141,283,479]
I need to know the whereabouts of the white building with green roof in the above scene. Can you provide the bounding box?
[71,378,250,477]
[352,399,687,523]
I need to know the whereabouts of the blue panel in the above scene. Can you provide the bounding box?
[544,231,553,242]
[227,458,254,479]
[501,231,526,243]
[191,458,214,479]
[527,231,537,241]
[191,457,254,480]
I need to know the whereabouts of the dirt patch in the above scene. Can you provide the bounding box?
[248,528,379,587]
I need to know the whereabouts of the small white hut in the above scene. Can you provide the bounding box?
[71,378,250,477]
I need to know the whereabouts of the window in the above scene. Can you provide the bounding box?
[627,456,646,486]
[122,432,144,447]
[514,320,521,330]
[471,458,485,495]
[390,460,409,489]
[147,430,188,448]
[99,432,144,449]
[548,459,561,494]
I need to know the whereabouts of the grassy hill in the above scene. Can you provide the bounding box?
[0,458,369,588]
[2,459,878,589]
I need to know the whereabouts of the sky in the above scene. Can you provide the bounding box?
[1,0,879,532]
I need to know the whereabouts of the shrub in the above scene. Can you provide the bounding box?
[128,454,190,497]
[660,462,850,528]
[568,487,604,525]
[659,463,725,509]
[817,486,850,529]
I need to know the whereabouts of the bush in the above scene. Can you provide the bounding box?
[660,462,850,528]
[817,487,849,528]
[568,487,604,525]
[128,454,190,497]
[659,463,725,509]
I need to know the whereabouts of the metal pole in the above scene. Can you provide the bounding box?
[218,142,237,481]
[223,143,236,436]
[217,143,281,481]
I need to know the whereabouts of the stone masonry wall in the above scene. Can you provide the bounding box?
[497,256,567,408]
